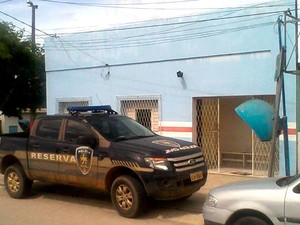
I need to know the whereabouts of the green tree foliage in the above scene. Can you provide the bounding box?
[0,22,45,118]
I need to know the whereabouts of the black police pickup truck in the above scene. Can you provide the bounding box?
[0,105,207,218]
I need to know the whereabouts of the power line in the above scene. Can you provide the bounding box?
[53,9,290,36]
[36,0,292,11]
[46,21,275,51]
[64,12,278,41]
[0,10,53,37]
[38,0,201,6]
[44,7,285,52]
[0,0,12,3]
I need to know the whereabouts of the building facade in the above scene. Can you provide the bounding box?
[44,1,298,176]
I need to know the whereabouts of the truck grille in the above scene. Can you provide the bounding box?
[167,152,205,172]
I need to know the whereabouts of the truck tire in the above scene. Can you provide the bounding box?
[111,175,146,218]
[4,164,32,199]
[233,216,270,225]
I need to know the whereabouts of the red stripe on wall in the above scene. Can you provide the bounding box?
[159,127,297,135]
[281,128,296,135]
[159,126,192,132]
[288,128,296,135]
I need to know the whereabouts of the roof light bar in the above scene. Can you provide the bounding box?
[67,105,117,114]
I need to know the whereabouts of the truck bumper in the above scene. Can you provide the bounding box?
[142,168,207,200]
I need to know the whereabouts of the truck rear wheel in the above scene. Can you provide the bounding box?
[111,175,146,218]
[4,164,32,199]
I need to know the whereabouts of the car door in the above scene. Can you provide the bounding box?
[284,177,300,225]
[57,118,99,187]
[28,118,62,182]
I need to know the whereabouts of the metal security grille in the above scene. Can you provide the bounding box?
[252,133,279,176]
[136,109,152,129]
[117,96,160,132]
[58,101,89,114]
[195,98,219,170]
[253,95,278,176]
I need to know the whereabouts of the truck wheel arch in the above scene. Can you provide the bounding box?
[111,175,146,218]
[105,166,145,193]
[0,155,22,174]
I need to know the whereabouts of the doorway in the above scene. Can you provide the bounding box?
[193,95,278,176]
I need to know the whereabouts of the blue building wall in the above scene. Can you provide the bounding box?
[44,0,297,175]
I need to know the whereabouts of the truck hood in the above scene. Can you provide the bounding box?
[111,135,201,157]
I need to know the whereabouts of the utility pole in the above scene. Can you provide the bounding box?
[283,0,299,174]
[27,0,38,120]
[27,0,38,52]
[296,0,299,174]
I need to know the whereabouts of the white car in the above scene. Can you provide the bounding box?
[203,174,300,225]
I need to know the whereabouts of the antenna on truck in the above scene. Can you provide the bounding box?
[67,105,118,116]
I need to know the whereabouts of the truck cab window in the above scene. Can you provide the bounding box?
[65,120,94,143]
[35,119,62,140]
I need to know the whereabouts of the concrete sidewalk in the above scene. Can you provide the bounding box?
[202,172,257,193]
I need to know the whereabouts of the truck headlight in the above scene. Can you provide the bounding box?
[205,194,218,207]
[145,157,171,171]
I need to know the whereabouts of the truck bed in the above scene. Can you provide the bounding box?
[0,132,29,151]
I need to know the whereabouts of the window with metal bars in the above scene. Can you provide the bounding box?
[136,109,151,129]
[58,101,89,114]
[117,96,160,132]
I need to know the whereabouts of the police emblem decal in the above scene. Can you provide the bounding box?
[75,147,93,175]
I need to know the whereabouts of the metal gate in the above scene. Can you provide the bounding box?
[196,98,219,170]
[252,96,279,176]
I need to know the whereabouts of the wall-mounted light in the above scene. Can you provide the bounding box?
[177,71,183,78]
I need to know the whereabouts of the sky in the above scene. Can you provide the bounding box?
[0,0,271,42]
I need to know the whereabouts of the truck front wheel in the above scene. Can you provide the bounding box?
[111,175,146,218]
[4,164,32,199]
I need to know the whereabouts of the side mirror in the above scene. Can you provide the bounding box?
[77,135,97,148]
[293,184,300,194]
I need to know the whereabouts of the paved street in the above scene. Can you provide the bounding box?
[0,173,256,225]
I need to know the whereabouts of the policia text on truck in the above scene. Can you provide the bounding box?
[0,105,207,218]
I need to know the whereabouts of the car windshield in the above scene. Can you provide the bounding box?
[276,174,300,187]
[85,115,156,141]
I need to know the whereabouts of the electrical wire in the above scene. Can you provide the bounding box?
[57,12,281,43]
[36,0,292,11]
[52,6,293,36]
[0,0,12,3]
[46,21,275,51]
[44,7,289,51]
[39,1,293,35]
[0,10,53,37]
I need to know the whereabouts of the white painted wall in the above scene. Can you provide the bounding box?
[44,1,297,174]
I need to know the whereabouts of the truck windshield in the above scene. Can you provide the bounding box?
[86,115,156,141]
